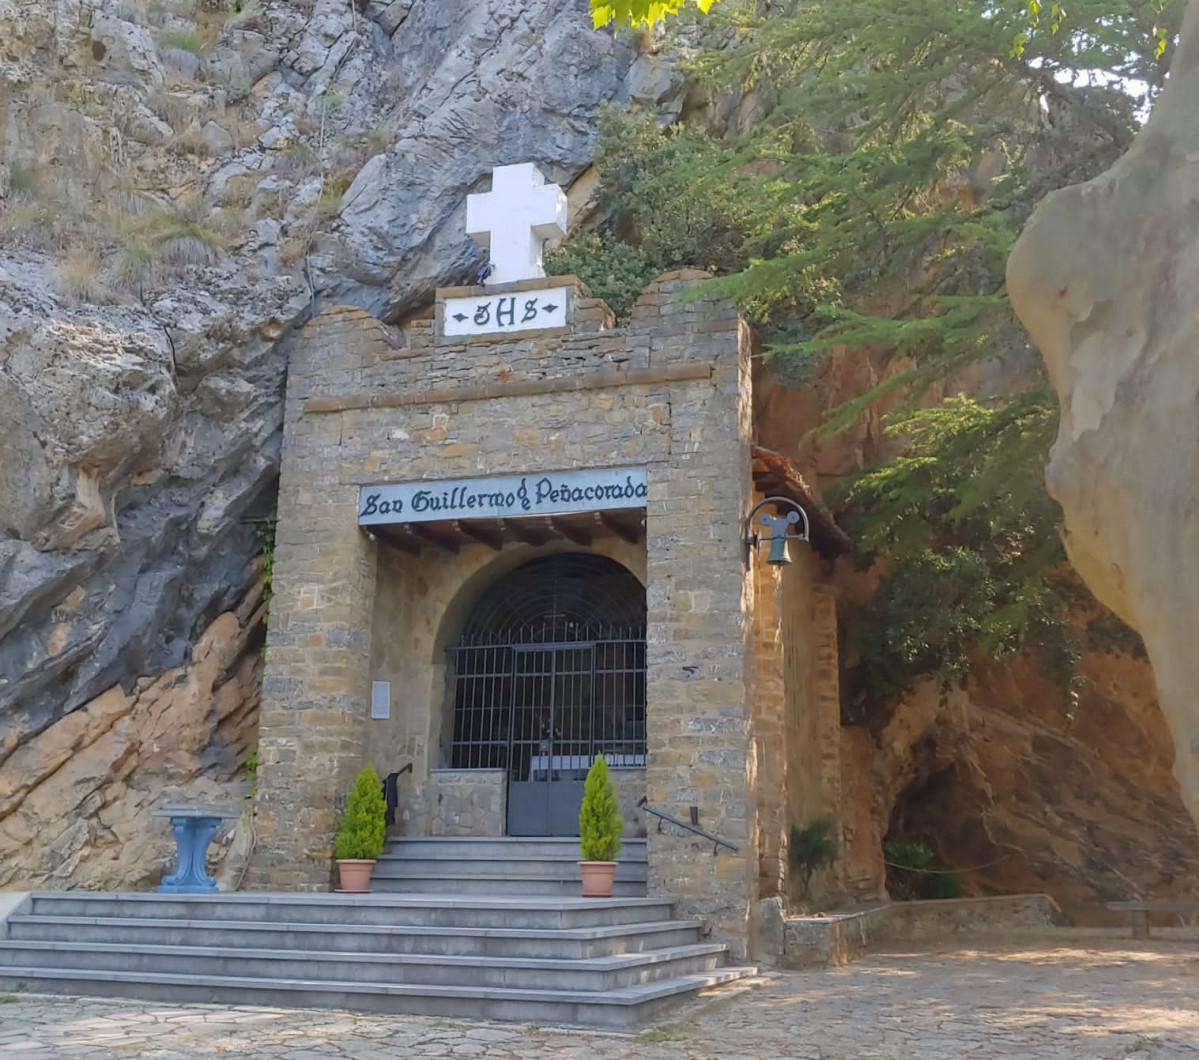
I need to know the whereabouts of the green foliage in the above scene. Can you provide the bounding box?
[593,107,752,276]
[832,395,1077,702]
[883,839,964,900]
[587,0,1184,373]
[689,0,1180,370]
[570,0,1180,703]
[924,869,964,900]
[253,516,277,601]
[579,755,623,862]
[545,232,656,321]
[244,745,259,793]
[333,764,387,861]
[882,839,933,900]
[544,106,756,316]
[789,818,838,899]
[591,0,720,29]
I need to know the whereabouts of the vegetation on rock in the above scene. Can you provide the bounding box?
[333,764,387,862]
[591,0,721,29]
[883,839,964,901]
[789,817,838,900]
[579,755,623,862]
[558,0,1181,702]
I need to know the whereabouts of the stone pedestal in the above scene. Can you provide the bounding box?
[154,804,239,894]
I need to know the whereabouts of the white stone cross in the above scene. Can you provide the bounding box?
[466,163,568,287]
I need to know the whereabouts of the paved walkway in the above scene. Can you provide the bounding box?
[0,941,1196,1059]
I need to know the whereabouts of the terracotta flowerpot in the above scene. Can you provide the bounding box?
[335,858,376,893]
[579,860,617,898]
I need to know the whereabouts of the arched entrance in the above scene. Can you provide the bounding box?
[448,553,646,836]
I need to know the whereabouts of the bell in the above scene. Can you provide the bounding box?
[766,534,792,566]
[758,509,801,566]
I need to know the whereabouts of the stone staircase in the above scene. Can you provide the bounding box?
[0,839,755,1028]
[373,836,649,897]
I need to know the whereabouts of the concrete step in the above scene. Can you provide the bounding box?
[0,940,728,991]
[0,965,756,1030]
[373,857,648,880]
[383,837,648,861]
[6,915,703,958]
[23,893,673,931]
[371,874,647,898]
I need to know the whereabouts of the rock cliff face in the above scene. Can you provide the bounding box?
[1008,0,1199,831]
[4,0,1196,908]
[0,0,643,886]
[873,644,1199,917]
[757,331,1199,913]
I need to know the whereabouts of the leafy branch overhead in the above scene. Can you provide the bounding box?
[556,0,1177,702]
[590,0,720,29]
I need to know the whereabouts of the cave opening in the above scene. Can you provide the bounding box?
[884,751,1004,901]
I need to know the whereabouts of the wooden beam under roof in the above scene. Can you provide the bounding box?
[408,522,460,553]
[500,518,553,546]
[373,525,421,556]
[549,516,592,546]
[454,519,504,551]
[596,510,642,544]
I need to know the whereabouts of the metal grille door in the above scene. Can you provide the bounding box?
[507,645,594,836]
[446,554,646,837]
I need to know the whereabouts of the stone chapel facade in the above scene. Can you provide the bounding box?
[250,266,859,953]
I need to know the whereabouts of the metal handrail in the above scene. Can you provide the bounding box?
[383,764,413,826]
[636,797,740,854]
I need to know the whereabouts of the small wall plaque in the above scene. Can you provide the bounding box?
[441,288,569,337]
[371,681,390,720]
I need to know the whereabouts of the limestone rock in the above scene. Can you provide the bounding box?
[373,0,413,35]
[332,0,635,319]
[0,599,262,891]
[869,646,1199,916]
[1007,0,1199,828]
[0,0,644,888]
[90,13,165,86]
[0,253,306,761]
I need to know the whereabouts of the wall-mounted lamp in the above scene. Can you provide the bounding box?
[743,496,810,568]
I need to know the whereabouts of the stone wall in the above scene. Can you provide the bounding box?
[612,768,648,838]
[414,770,507,837]
[749,539,854,908]
[252,272,759,949]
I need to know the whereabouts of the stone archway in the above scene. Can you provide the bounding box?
[445,553,647,836]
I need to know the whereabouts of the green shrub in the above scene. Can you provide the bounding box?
[579,755,622,862]
[882,839,933,901]
[924,869,964,900]
[243,745,259,793]
[544,231,656,322]
[789,817,838,899]
[333,763,386,861]
[884,839,965,901]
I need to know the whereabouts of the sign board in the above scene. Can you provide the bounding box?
[358,467,648,526]
[370,681,391,720]
[442,288,568,337]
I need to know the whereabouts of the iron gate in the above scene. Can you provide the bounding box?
[447,554,646,836]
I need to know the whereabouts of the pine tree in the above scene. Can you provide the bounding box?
[333,763,387,861]
[579,755,623,862]
[554,0,1180,700]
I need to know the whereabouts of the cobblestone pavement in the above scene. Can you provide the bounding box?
[0,941,1196,1059]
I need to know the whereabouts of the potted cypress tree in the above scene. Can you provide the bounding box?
[578,754,623,897]
[333,763,387,893]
